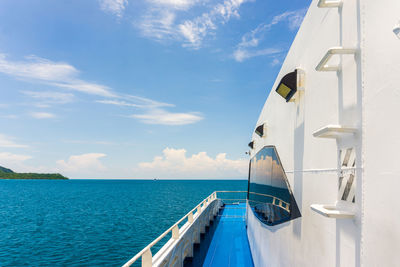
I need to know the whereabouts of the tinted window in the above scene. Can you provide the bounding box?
[248,146,301,226]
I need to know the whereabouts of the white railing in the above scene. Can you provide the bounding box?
[248,191,291,212]
[122,190,288,267]
[122,191,246,267]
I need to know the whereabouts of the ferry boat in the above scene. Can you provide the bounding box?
[123,0,400,266]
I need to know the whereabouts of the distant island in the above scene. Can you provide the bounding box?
[0,166,68,180]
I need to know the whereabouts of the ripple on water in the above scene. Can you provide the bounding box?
[0,179,246,266]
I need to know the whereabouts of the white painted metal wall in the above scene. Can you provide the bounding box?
[246,0,400,266]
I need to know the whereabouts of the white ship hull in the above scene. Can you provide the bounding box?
[246,0,400,266]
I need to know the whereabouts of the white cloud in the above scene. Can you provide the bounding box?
[0,152,32,172]
[271,58,280,66]
[233,8,306,62]
[136,147,248,178]
[30,112,56,119]
[63,140,115,145]
[97,94,173,109]
[136,0,251,49]
[0,134,28,148]
[233,47,283,62]
[131,108,203,125]
[22,91,74,105]
[271,9,307,31]
[97,95,202,126]
[0,54,115,97]
[0,114,18,119]
[0,152,31,162]
[56,153,107,174]
[99,0,128,18]
[137,10,180,41]
[0,52,203,126]
[179,0,251,49]
[96,99,143,108]
[147,0,197,10]
[0,153,55,174]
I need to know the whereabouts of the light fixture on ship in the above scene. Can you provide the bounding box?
[248,141,254,149]
[255,123,266,138]
[275,68,305,102]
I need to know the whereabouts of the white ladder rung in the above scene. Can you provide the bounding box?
[312,125,357,139]
[318,0,343,8]
[315,47,357,72]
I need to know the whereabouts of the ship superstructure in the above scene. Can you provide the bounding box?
[123,0,400,266]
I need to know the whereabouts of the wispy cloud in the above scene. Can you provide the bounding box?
[22,91,74,106]
[131,108,203,125]
[30,112,56,119]
[0,53,202,126]
[0,134,28,148]
[56,153,107,174]
[147,0,198,10]
[63,140,115,145]
[233,47,283,62]
[96,99,143,108]
[0,152,31,163]
[136,147,247,178]
[99,0,128,18]
[179,0,251,49]
[0,54,203,125]
[136,0,252,49]
[271,58,281,66]
[97,95,202,125]
[0,114,18,119]
[138,10,180,41]
[271,9,307,31]
[96,94,173,109]
[233,8,307,62]
[0,54,115,97]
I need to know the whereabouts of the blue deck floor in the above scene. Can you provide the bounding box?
[185,203,254,267]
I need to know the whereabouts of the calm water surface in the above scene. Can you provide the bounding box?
[0,179,246,266]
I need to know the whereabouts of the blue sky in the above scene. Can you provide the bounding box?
[0,0,310,179]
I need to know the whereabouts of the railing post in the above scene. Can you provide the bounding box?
[122,191,247,267]
[142,248,152,267]
[172,225,180,239]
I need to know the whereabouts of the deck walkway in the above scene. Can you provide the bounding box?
[185,203,254,267]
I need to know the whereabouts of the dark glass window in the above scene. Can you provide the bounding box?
[248,146,301,226]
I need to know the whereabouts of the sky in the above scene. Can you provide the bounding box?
[0,0,311,179]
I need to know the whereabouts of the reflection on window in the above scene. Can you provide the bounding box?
[248,146,301,226]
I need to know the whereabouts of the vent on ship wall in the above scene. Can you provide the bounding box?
[339,147,356,203]
[247,146,301,226]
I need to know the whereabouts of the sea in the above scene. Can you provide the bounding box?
[0,179,247,266]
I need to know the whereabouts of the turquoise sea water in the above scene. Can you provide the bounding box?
[0,179,247,266]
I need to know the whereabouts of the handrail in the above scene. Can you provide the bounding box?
[248,191,290,207]
[217,191,290,209]
[315,47,357,72]
[122,191,245,267]
[317,0,342,8]
[215,190,248,193]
